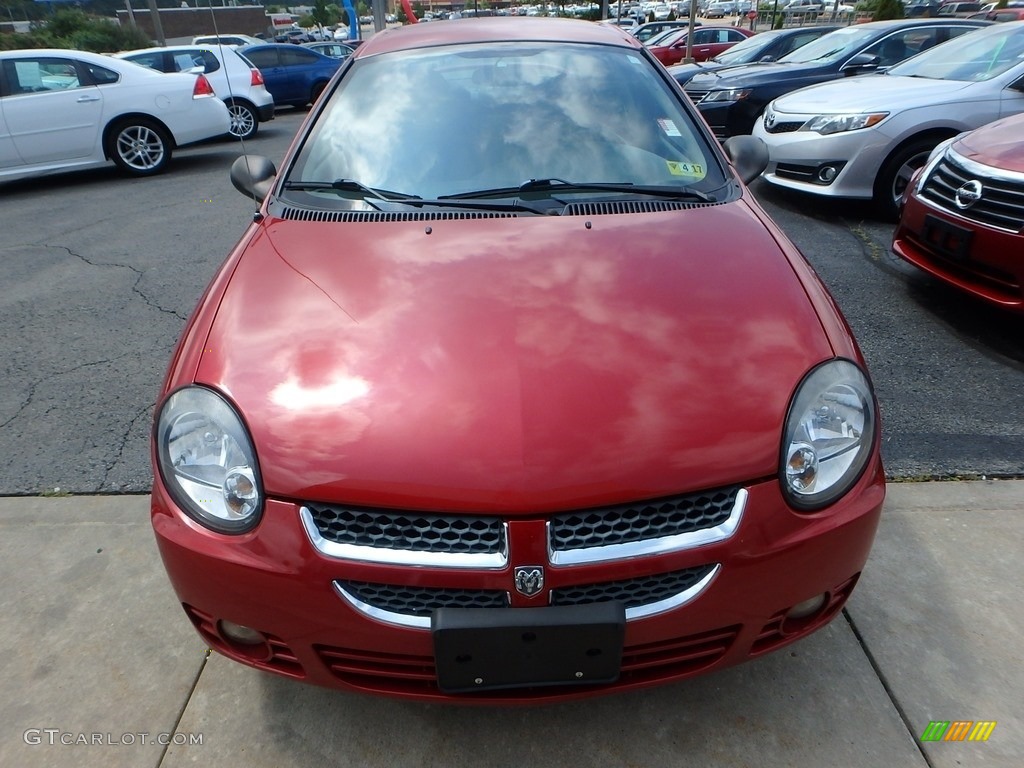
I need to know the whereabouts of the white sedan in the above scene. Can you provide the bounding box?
[753,22,1024,218]
[0,48,231,184]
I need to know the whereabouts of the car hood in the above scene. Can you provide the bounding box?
[686,61,829,90]
[195,202,835,512]
[771,74,974,113]
[954,114,1024,173]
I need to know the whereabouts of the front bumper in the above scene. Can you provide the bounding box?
[152,454,885,703]
[752,115,893,200]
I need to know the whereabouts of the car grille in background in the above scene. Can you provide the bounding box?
[764,119,805,134]
[306,505,506,555]
[685,89,710,102]
[920,154,1024,233]
[549,488,738,551]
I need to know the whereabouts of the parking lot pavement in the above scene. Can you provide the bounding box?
[2,480,1020,767]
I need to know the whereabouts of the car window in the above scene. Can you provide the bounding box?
[887,22,1024,81]
[780,26,878,64]
[280,48,320,66]
[862,29,937,66]
[727,30,748,43]
[84,62,119,85]
[243,49,280,69]
[290,42,725,202]
[126,52,166,72]
[3,58,82,93]
[786,30,826,55]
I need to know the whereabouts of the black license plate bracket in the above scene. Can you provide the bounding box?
[922,214,974,263]
[432,602,625,694]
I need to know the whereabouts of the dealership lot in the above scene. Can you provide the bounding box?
[1,107,1022,766]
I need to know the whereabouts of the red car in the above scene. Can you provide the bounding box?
[893,113,1024,313]
[649,25,755,65]
[152,17,884,702]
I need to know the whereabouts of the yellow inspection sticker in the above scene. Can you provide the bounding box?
[666,160,706,180]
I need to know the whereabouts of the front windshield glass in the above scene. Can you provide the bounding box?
[779,26,877,64]
[288,41,724,202]
[713,30,780,64]
[887,23,1024,81]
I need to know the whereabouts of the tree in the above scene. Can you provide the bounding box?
[871,0,904,20]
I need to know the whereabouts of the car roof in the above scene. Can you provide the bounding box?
[356,17,643,58]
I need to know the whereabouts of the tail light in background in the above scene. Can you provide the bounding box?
[250,68,265,87]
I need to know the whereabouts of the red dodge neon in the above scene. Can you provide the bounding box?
[151,18,885,702]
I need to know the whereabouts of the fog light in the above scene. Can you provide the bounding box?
[786,593,828,620]
[817,165,839,183]
[219,620,265,646]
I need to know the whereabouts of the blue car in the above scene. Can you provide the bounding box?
[239,43,342,108]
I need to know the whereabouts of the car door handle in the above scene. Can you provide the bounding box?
[76,94,101,103]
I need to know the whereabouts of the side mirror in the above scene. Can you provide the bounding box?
[723,135,769,184]
[841,52,880,74]
[230,155,277,203]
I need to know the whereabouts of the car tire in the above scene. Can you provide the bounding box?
[873,137,942,221]
[225,99,259,141]
[107,119,172,177]
[310,81,327,105]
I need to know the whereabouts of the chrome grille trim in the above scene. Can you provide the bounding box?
[552,564,720,620]
[300,507,509,569]
[920,150,1024,233]
[547,488,746,566]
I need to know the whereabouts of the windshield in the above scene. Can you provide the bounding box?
[779,26,877,64]
[887,23,1024,81]
[288,42,724,203]
[713,30,781,64]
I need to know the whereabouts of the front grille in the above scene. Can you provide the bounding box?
[920,154,1024,233]
[685,89,710,102]
[765,120,805,134]
[337,581,508,617]
[551,564,717,609]
[306,504,505,555]
[314,624,740,697]
[549,487,738,552]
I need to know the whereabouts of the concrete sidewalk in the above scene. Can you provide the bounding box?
[2,481,1020,767]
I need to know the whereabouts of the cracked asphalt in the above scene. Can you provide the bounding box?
[1,110,1023,495]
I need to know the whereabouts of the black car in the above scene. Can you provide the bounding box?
[668,26,839,88]
[683,18,990,138]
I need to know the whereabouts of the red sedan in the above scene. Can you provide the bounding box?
[893,113,1024,313]
[151,17,884,702]
[649,25,755,65]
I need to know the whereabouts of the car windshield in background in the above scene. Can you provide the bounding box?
[778,27,877,64]
[886,23,1024,81]
[288,42,726,205]
[713,30,782,63]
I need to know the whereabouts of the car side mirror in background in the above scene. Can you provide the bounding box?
[723,135,769,184]
[230,155,277,203]
[841,53,880,74]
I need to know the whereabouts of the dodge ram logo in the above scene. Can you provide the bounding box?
[514,566,545,597]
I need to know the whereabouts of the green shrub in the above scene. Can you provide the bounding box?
[871,0,904,20]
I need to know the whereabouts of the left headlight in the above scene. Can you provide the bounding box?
[700,88,752,103]
[781,360,877,511]
[155,386,263,533]
[800,113,888,136]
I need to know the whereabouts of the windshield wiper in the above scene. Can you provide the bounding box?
[440,178,717,203]
[283,179,421,201]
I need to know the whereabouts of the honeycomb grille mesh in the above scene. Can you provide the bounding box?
[338,581,508,616]
[306,504,505,554]
[549,487,738,552]
[551,565,717,608]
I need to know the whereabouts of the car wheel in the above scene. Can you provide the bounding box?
[311,81,327,105]
[107,119,172,176]
[874,137,941,221]
[226,99,259,141]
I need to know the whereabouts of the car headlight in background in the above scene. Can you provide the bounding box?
[699,88,752,103]
[799,113,888,136]
[781,360,877,511]
[155,386,263,533]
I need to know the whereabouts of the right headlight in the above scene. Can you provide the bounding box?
[155,386,263,533]
[781,359,877,511]
[913,136,961,195]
